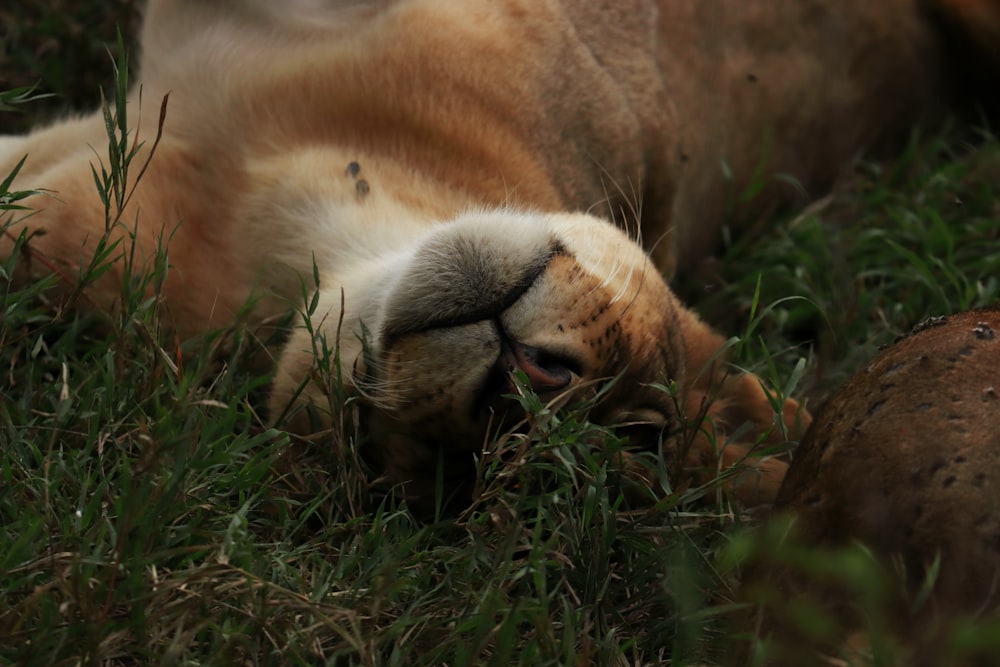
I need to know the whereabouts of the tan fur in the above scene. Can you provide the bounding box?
[1,0,994,506]
[740,308,1000,665]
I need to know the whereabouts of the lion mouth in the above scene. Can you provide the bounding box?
[470,320,582,421]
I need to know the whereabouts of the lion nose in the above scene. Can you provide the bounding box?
[497,339,577,392]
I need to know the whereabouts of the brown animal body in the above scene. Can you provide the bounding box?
[743,308,1000,665]
[1,1,997,504]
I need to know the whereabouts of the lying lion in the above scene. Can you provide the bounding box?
[1,0,996,505]
[740,306,1000,665]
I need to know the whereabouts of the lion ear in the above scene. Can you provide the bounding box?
[673,309,811,506]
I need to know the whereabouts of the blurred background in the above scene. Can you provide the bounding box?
[0,0,141,131]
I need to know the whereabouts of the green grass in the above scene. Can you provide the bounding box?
[3,7,1000,666]
[0,0,141,132]
[682,127,1000,394]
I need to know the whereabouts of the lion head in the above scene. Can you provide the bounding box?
[271,210,805,506]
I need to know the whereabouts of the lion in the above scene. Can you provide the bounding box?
[737,307,1000,665]
[1,0,996,506]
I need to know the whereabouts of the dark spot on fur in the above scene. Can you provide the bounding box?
[930,460,946,475]
[345,161,361,178]
[556,324,564,333]
[882,361,905,377]
[804,494,821,507]
[745,72,757,83]
[983,387,998,402]
[866,399,886,416]
[973,322,996,340]
[959,345,974,356]
[943,475,956,488]
[975,473,987,488]
[954,455,967,464]
[356,179,370,198]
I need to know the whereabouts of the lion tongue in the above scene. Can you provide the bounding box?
[499,340,572,391]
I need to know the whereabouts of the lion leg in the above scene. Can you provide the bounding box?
[2,118,259,340]
[1,114,107,182]
[676,311,811,506]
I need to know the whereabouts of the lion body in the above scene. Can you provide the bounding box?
[740,308,1000,665]
[1,0,996,503]
[3,1,955,308]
